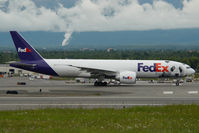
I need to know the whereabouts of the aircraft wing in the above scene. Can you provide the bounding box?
[68,65,117,77]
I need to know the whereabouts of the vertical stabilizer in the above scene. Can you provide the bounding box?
[10,31,43,61]
[9,31,58,76]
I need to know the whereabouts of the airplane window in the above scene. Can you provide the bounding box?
[170,66,175,72]
[186,67,191,69]
[179,67,183,73]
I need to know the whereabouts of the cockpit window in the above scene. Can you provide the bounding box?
[179,67,183,73]
[170,66,175,72]
[186,67,191,69]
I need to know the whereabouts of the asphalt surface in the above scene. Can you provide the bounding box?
[0,77,199,110]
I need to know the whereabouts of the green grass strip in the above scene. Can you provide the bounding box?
[0,105,199,133]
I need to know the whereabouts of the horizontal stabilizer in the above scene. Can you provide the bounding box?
[9,62,37,68]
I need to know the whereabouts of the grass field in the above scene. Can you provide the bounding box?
[0,105,199,133]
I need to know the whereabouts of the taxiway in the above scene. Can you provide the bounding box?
[0,77,199,110]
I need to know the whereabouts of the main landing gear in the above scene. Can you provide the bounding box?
[176,79,180,86]
[94,81,108,86]
[175,73,181,86]
[175,77,183,86]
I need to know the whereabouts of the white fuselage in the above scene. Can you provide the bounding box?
[46,59,194,78]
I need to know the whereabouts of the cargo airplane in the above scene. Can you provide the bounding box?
[9,31,195,86]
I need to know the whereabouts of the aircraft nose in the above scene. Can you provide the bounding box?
[191,69,196,74]
[188,68,195,75]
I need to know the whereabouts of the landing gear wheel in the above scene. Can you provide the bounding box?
[103,82,107,86]
[94,81,99,86]
[94,81,107,86]
[176,80,180,86]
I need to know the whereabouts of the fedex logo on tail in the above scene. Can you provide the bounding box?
[18,48,31,53]
[138,63,168,72]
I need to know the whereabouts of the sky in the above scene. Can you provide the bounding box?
[0,0,199,47]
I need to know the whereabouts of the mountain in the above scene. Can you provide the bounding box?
[0,29,199,50]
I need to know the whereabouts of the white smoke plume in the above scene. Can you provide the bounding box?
[0,0,199,46]
[62,31,72,46]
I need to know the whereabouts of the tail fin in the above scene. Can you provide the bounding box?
[10,31,43,61]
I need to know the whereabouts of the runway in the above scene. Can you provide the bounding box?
[0,97,199,110]
[0,77,199,110]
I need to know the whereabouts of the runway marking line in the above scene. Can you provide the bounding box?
[163,91,174,95]
[188,91,198,94]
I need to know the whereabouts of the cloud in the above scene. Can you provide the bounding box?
[1,0,199,32]
[0,0,199,45]
[0,0,67,31]
[58,0,199,31]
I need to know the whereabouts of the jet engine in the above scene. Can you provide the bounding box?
[116,71,136,84]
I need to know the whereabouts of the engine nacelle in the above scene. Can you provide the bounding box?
[116,71,136,84]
